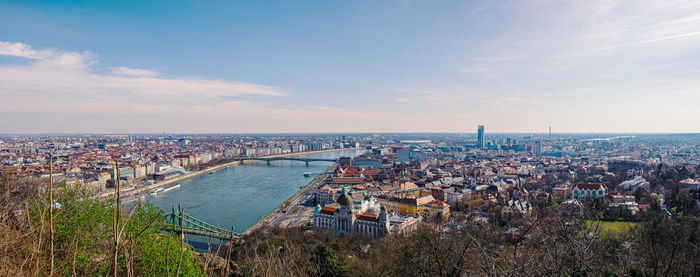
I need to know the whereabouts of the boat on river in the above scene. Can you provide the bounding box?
[304,171,312,177]
[150,183,181,196]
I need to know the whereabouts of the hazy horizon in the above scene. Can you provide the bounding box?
[2,0,700,133]
[1,131,698,137]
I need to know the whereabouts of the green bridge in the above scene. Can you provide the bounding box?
[163,205,240,240]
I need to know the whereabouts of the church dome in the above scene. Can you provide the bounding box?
[337,192,353,207]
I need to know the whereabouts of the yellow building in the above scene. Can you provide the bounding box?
[424,200,450,221]
[398,195,434,216]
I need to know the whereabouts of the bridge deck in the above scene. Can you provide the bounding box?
[163,226,238,240]
[240,157,336,162]
[163,205,241,240]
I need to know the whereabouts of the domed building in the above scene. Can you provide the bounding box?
[313,187,390,239]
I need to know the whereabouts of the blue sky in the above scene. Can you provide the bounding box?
[1,0,699,133]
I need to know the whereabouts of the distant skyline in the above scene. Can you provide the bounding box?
[1,0,700,133]
[2,132,696,136]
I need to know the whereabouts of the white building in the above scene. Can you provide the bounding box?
[200,153,212,164]
[316,188,339,206]
[154,163,171,173]
[618,176,649,191]
[571,183,607,200]
[313,188,390,239]
[446,191,469,206]
[507,199,531,214]
[243,148,257,157]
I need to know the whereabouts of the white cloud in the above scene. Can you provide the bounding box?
[0,41,301,133]
[459,67,491,73]
[0,41,96,70]
[110,66,159,77]
[0,41,53,59]
[0,41,283,107]
[396,97,414,103]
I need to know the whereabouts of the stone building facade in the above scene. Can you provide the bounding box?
[313,188,390,239]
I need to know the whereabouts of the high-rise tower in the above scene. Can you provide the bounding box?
[477,125,485,149]
[534,141,542,156]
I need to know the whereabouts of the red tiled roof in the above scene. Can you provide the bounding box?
[355,212,379,222]
[574,183,606,190]
[399,195,435,206]
[426,200,449,208]
[319,207,337,215]
[334,177,365,181]
[399,182,418,189]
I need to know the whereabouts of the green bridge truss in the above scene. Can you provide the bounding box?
[162,204,240,240]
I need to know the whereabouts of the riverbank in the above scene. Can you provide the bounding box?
[96,147,361,200]
[244,162,339,234]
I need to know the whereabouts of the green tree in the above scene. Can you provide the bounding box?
[311,243,347,277]
[23,182,204,276]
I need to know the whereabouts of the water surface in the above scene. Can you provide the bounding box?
[145,149,366,235]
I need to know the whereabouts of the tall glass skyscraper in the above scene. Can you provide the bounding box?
[534,141,542,156]
[477,125,485,149]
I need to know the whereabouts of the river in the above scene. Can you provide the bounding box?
[143,149,366,240]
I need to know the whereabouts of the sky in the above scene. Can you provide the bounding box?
[1,0,699,134]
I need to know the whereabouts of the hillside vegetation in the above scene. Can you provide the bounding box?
[0,178,203,276]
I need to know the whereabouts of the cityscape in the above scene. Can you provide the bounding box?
[2,1,700,276]
[3,129,700,275]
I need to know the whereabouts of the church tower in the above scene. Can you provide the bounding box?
[378,205,390,236]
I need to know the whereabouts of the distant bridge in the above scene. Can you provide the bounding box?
[239,157,337,166]
[162,205,239,240]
